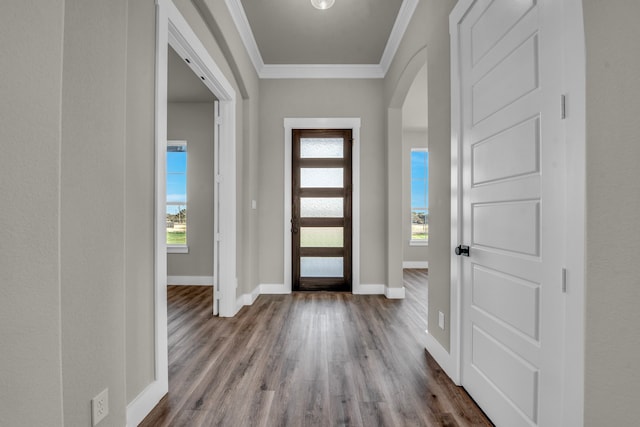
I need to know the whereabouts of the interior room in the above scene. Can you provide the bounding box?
[2,0,640,426]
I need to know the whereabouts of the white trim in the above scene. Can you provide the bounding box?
[152,0,170,409]
[447,0,468,389]
[385,286,406,299]
[223,0,417,79]
[126,380,167,427]
[249,285,261,304]
[149,0,238,423]
[167,245,188,254]
[167,276,214,286]
[216,101,237,317]
[408,240,428,247]
[402,261,428,269]
[260,283,289,294]
[353,284,385,295]
[260,64,385,80]
[235,285,261,313]
[379,0,419,75]
[561,0,586,424]
[284,118,361,294]
[223,0,264,76]
[424,331,460,385]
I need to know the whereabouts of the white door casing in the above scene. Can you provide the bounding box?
[283,118,361,294]
[451,0,567,425]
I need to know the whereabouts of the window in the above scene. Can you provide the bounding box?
[411,149,428,244]
[167,141,187,250]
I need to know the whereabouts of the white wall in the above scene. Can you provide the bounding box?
[258,79,387,288]
[0,1,65,425]
[584,0,640,424]
[60,0,129,424]
[125,0,157,403]
[167,102,215,277]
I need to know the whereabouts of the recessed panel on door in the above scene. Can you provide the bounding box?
[471,326,539,422]
[472,201,540,256]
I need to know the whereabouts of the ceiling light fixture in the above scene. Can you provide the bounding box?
[311,0,335,10]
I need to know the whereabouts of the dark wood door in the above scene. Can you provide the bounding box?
[292,129,352,292]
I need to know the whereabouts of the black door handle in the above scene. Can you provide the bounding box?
[455,245,470,256]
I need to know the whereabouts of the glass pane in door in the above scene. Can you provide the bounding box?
[300,138,344,158]
[300,257,344,277]
[300,197,343,218]
[300,227,344,247]
[300,168,343,188]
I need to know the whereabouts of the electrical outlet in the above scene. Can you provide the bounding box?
[438,311,445,330]
[92,388,109,426]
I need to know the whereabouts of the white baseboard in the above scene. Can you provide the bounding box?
[167,275,214,286]
[260,283,289,294]
[353,283,385,295]
[424,330,460,385]
[252,283,404,300]
[403,261,429,269]
[126,379,167,427]
[385,286,406,299]
[235,285,261,313]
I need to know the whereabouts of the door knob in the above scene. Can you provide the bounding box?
[455,245,470,256]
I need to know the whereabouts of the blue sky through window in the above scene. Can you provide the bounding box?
[411,150,428,209]
[167,148,186,214]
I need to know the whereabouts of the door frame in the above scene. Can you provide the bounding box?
[447,0,586,425]
[291,128,353,292]
[132,0,238,424]
[283,118,361,294]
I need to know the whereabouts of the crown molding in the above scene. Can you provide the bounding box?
[379,0,419,75]
[224,0,417,79]
[224,0,265,73]
[260,64,385,79]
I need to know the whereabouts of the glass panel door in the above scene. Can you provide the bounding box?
[292,129,352,291]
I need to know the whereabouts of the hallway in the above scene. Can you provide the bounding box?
[140,270,492,426]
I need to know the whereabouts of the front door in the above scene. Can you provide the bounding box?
[292,129,352,291]
[452,0,566,425]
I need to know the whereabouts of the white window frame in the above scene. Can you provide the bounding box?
[166,140,188,253]
[410,148,428,246]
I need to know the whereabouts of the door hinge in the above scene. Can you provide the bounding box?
[561,94,567,120]
[216,174,223,183]
[562,267,567,293]
[216,233,222,241]
[215,115,222,126]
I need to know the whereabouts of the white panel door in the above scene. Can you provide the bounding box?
[452,0,566,425]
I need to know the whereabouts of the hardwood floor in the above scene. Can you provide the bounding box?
[140,269,493,426]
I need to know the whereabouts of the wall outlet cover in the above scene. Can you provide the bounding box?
[92,388,109,426]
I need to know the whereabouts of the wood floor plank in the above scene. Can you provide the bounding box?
[139,271,493,426]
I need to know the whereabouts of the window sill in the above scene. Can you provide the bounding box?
[409,240,429,247]
[167,245,189,254]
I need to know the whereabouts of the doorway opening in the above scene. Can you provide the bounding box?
[136,1,238,423]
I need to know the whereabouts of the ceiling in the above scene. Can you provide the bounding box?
[227,0,418,78]
[168,45,217,103]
